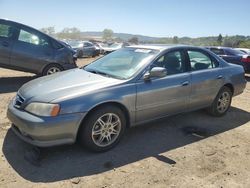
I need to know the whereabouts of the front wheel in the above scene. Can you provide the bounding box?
[208,86,232,117]
[79,106,126,152]
[42,64,63,76]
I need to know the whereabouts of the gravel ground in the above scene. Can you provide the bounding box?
[0,58,250,188]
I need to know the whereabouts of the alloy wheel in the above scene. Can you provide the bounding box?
[91,113,121,147]
[47,67,61,75]
[217,91,230,113]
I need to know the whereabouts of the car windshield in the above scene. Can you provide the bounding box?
[84,48,158,79]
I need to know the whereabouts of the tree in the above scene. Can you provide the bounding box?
[128,36,139,44]
[239,40,250,48]
[217,34,223,46]
[57,27,81,39]
[173,36,179,44]
[102,29,113,41]
[40,26,55,36]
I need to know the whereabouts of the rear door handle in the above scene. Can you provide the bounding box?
[182,81,189,86]
[217,75,223,79]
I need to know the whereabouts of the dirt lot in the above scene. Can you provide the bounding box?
[0,58,250,188]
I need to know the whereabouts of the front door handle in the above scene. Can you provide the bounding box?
[217,75,223,79]
[182,81,189,86]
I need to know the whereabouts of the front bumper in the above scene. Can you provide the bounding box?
[7,101,86,147]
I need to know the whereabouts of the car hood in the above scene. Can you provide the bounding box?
[19,68,124,103]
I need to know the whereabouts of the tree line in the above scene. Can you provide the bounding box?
[40,26,250,48]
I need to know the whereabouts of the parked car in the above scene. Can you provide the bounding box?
[67,40,99,58]
[7,45,246,152]
[235,48,250,55]
[102,42,130,54]
[206,46,250,73]
[0,19,77,75]
[93,42,105,54]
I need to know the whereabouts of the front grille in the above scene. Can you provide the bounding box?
[14,94,25,109]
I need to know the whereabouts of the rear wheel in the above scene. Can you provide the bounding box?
[79,106,126,152]
[42,64,63,76]
[208,86,232,117]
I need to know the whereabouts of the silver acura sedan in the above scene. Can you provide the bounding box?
[7,45,246,152]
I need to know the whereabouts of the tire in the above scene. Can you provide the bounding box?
[79,105,126,152]
[42,64,64,76]
[208,86,232,117]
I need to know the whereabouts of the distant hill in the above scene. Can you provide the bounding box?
[80,31,158,42]
[80,32,249,47]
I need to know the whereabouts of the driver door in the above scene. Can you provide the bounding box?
[135,50,191,123]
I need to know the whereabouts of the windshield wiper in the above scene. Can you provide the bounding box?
[84,68,125,80]
[86,69,111,78]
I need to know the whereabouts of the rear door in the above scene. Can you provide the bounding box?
[10,27,54,73]
[0,22,16,67]
[186,49,223,110]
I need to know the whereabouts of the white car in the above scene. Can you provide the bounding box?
[235,48,250,55]
[103,43,130,54]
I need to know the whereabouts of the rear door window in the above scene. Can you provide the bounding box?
[210,48,225,55]
[188,50,218,71]
[18,29,51,47]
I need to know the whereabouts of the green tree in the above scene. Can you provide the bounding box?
[57,27,81,39]
[217,34,223,46]
[239,40,250,48]
[173,36,179,44]
[102,29,114,41]
[40,26,55,36]
[128,36,139,44]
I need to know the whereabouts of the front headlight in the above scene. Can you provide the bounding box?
[25,102,60,117]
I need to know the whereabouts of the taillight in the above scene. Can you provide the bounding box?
[241,55,250,63]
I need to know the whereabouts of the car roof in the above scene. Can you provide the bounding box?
[127,44,202,52]
[206,46,234,50]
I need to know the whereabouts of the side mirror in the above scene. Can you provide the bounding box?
[144,67,167,80]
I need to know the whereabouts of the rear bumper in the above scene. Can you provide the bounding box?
[62,63,77,70]
[233,80,247,96]
[7,101,86,147]
[244,63,250,73]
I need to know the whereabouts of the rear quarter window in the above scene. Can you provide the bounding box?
[210,48,225,55]
[188,50,219,71]
[0,23,14,38]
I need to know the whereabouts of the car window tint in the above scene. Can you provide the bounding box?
[0,24,14,38]
[210,48,224,55]
[84,42,93,47]
[153,51,185,75]
[18,29,50,47]
[188,51,216,71]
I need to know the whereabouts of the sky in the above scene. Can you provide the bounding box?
[1,0,250,38]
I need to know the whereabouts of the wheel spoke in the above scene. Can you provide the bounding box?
[111,129,119,135]
[98,135,105,144]
[93,129,102,135]
[98,118,106,127]
[112,121,120,128]
[106,134,112,142]
[107,113,113,124]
